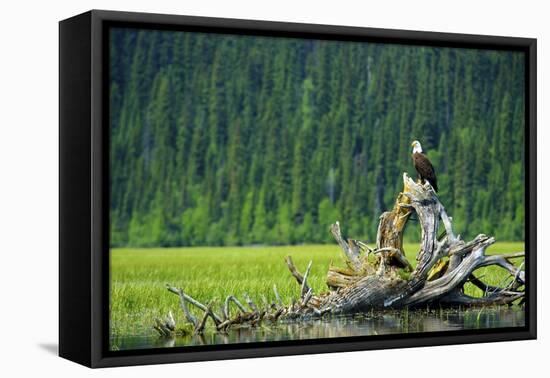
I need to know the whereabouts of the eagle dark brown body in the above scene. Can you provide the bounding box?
[411,147,438,192]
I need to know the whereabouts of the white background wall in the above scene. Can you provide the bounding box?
[0,0,546,376]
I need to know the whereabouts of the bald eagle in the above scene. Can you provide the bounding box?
[411,140,438,192]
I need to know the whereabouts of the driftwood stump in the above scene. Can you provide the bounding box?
[155,173,525,335]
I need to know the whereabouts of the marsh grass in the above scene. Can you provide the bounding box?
[110,242,524,337]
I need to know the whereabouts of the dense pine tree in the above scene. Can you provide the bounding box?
[109,28,526,247]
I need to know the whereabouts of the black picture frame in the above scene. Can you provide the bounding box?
[59,9,537,368]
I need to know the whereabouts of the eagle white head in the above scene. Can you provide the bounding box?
[411,140,423,154]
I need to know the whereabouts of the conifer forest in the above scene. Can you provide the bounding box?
[109,28,525,248]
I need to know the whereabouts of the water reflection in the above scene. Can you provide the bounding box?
[111,307,525,351]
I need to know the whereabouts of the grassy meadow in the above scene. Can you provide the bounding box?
[110,242,524,338]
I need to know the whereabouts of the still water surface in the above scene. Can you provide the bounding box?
[111,307,524,351]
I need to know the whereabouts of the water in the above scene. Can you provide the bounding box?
[111,307,525,351]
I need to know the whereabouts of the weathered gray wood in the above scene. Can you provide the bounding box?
[153,311,176,337]
[301,261,313,298]
[244,292,259,313]
[194,302,213,334]
[316,173,524,312]
[273,284,283,307]
[331,221,362,271]
[405,236,495,306]
[284,255,302,283]
[166,285,222,324]
[167,286,198,327]
[223,295,247,320]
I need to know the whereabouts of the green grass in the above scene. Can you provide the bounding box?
[110,242,524,338]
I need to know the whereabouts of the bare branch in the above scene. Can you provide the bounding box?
[194,301,213,334]
[501,251,525,259]
[301,260,313,298]
[439,202,457,243]
[301,288,313,307]
[166,286,198,327]
[273,284,283,307]
[331,221,362,270]
[480,255,525,284]
[153,311,176,337]
[166,284,222,324]
[244,292,259,313]
[223,295,247,320]
[439,290,524,307]
[285,255,304,285]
